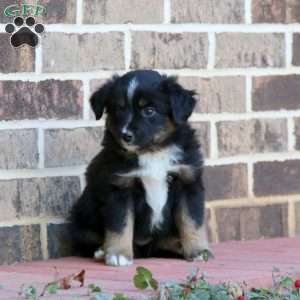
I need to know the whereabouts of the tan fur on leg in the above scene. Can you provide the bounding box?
[104,210,134,266]
[176,203,209,261]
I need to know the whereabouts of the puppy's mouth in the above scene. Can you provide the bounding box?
[121,141,139,152]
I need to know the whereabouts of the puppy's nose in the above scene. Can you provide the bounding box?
[122,131,134,144]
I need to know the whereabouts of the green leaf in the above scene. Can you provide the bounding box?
[112,293,131,300]
[133,274,148,290]
[21,285,38,300]
[91,294,110,300]
[45,283,60,294]
[280,276,294,289]
[192,290,210,300]
[88,283,102,293]
[149,278,158,290]
[136,267,152,280]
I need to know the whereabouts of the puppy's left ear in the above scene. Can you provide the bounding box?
[90,75,118,120]
[161,76,196,125]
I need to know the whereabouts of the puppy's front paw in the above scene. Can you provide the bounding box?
[94,248,105,260]
[105,253,133,266]
[185,248,214,262]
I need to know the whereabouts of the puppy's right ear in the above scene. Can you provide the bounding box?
[90,76,118,120]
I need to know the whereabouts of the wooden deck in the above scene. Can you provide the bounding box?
[0,237,299,299]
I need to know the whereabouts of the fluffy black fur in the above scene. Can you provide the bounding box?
[69,70,207,263]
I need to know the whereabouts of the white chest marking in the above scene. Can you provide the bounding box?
[135,146,182,229]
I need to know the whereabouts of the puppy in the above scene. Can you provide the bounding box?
[69,70,209,266]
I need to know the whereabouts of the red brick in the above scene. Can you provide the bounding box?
[215,207,241,241]
[0,0,76,24]
[217,119,288,156]
[171,0,244,23]
[43,33,124,72]
[216,33,285,68]
[0,225,42,265]
[30,0,76,23]
[205,208,212,242]
[0,129,38,169]
[45,127,103,167]
[253,75,300,111]
[254,160,300,196]
[252,0,300,23]
[83,0,163,24]
[0,80,83,120]
[131,32,208,69]
[203,164,248,201]
[179,77,246,113]
[0,0,14,23]
[47,224,72,258]
[292,34,300,66]
[192,122,210,158]
[0,177,81,221]
[216,204,288,242]
[0,34,35,73]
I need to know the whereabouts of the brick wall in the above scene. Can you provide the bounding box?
[0,0,299,264]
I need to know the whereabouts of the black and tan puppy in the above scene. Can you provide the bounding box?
[69,70,209,266]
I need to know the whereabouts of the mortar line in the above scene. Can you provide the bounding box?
[35,42,42,75]
[288,201,296,237]
[245,0,252,24]
[206,194,300,208]
[163,0,171,24]
[285,31,293,68]
[245,75,252,112]
[0,120,105,130]
[79,173,86,192]
[205,152,300,166]
[210,120,218,159]
[38,128,45,169]
[247,161,254,197]
[40,223,49,260]
[0,217,66,227]
[76,0,83,25]
[0,167,86,180]
[288,117,296,151]
[83,79,91,120]
[124,30,132,70]
[2,67,300,80]
[1,23,299,33]
[207,32,216,69]
[208,207,219,243]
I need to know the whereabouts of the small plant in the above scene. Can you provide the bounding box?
[112,293,132,300]
[134,266,158,290]
[88,283,102,293]
[13,265,300,300]
[43,283,60,294]
[19,285,38,300]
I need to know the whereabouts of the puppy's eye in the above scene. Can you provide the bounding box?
[142,107,156,117]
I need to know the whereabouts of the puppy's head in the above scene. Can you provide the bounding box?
[91,70,196,152]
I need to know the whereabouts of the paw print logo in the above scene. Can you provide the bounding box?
[5,16,45,48]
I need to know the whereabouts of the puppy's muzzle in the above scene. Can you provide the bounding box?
[121,129,134,144]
